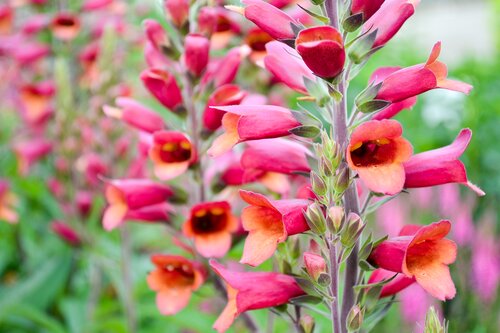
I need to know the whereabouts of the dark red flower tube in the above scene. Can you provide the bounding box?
[403,129,484,195]
[143,19,168,52]
[368,268,415,298]
[184,33,210,76]
[13,138,53,175]
[203,84,247,131]
[239,190,310,266]
[351,0,385,21]
[296,26,345,79]
[210,260,305,332]
[51,221,82,247]
[140,68,183,113]
[164,0,189,28]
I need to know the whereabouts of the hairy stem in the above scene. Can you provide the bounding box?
[120,226,137,333]
[329,239,341,333]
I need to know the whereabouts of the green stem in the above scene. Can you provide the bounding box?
[120,226,137,333]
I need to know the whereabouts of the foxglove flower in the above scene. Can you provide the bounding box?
[140,68,183,113]
[51,221,82,247]
[303,252,326,281]
[184,33,210,76]
[239,190,310,266]
[241,0,297,40]
[13,139,53,175]
[164,0,190,28]
[203,84,247,131]
[368,268,415,298]
[51,13,80,41]
[103,97,165,134]
[346,119,413,195]
[351,0,385,21]
[19,81,55,126]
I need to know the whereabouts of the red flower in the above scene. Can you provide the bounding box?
[103,97,165,134]
[13,138,53,175]
[239,190,310,266]
[296,26,345,79]
[183,202,238,258]
[148,131,197,180]
[164,0,189,28]
[125,203,173,224]
[368,268,415,298]
[362,0,419,48]
[147,255,205,315]
[184,33,210,76]
[51,13,80,41]
[207,105,301,157]
[140,68,183,113]
[375,42,472,103]
[19,81,55,126]
[404,129,484,195]
[263,41,314,94]
[346,120,413,195]
[210,260,305,332]
[102,179,174,231]
[143,19,168,52]
[351,0,385,21]
[368,220,457,300]
[51,221,82,247]
[203,84,247,131]
[245,28,273,63]
[242,0,297,40]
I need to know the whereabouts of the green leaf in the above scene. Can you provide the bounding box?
[0,304,67,333]
[358,100,391,113]
[289,295,323,305]
[342,13,364,32]
[297,4,329,24]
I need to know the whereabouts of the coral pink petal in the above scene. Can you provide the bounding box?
[102,204,127,231]
[156,288,192,315]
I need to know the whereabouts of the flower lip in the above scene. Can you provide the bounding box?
[152,255,197,288]
[191,204,230,234]
[349,138,396,167]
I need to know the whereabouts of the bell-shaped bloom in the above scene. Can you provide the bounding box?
[82,0,113,11]
[241,138,311,175]
[241,0,297,40]
[198,7,217,36]
[351,0,385,21]
[264,41,314,94]
[404,129,484,195]
[125,202,173,224]
[21,14,50,35]
[75,153,108,186]
[51,221,82,247]
[148,131,197,180]
[164,0,190,28]
[210,260,305,333]
[375,43,472,103]
[209,8,241,50]
[140,68,183,113]
[244,28,273,63]
[303,252,326,281]
[103,97,165,134]
[0,180,17,224]
[203,84,247,131]
[368,268,415,298]
[207,105,301,157]
[369,67,417,120]
[296,26,345,79]
[362,0,420,48]
[18,81,55,126]
[143,19,169,52]
[183,201,238,258]
[147,254,205,315]
[10,39,50,65]
[346,119,413,195]
[202,46,247,88]
[13,139,53,175]
[102,179,174,231]
[184,33,210,76]
[239,190,310,266]
[51,13,81,41]
[368,220,457,300]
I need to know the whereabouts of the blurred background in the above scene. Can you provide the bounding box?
[0,0,499,332]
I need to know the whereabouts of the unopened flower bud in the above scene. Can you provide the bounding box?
[340,213,365,248]
[327,206,344,234]
[347,305,363,332]
[320,157,334,177]
[304,202,326,235]
[303,252,326,281]
[331,142,342,170]
[424,307,447,333]
[334,162,350,194]
[310,171,327,196]
[300,314,316,333]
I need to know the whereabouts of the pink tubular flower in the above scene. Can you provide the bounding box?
[103,97,165,133]
[351,0,385,21]
[242,0,297,40]
[198,7,217,36]
[19,81,55,126]
[362,0,420,49]
[182,201,238,258]
[22,14,50,35]
[51,221,82,247]
[143,19,168,52]
[207,105,301,157]
[147,255,205,315]
[375,43,472,103]
[264,41,314,94]
[102,179,174,231]
[346,119,413,195]
[51,13,81,41]
[241,139,311,175]
[164,0,190,28]
[184,33,210,76]
[368,268,415,298]
[296,26,345,79]
[303,252,326,281]
[140,68,183,113]
[13,139,53,175]
[245,28,273,63]
[148,131,197,180]
[0,180,17,224]
[210,260,305,332]
[202,46,247,88]
[203,84,247,131]
[81,0,113,11]
[0,5,13,34]
[239,190,310,266]
[369,67,417,120]
[368,220,457,300]
[125,203,173,224]
[404,129,484,196]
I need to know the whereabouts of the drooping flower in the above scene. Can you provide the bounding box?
[148,131,197,180]
[143,19,169,52]
[362,0,420,48]
[51,12,81,41]
[241,0,297,40]
[13,138,53,175]
[51,221,82,247]
[346,119,413,195]
[375,43,472,103]
[18,81,55,126]
[202,46,247,88]
[210,260,305,333]
[164,0,190,28]
[351,0,385,21]
[404,129,484,195]
[263,41,314,94]
[147,254,205,315]
[102,179,174,231]
[368,268,415,298]
[140,68,183,113]
[239,190,310,266]
[203,84,247,132]
[368,220,457,300]
[182,201,238,258]
[184,33,210,76]
[103,97,166,134]
[207,105,301,157]
[0,180,17,224]
[295,26,345,79]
